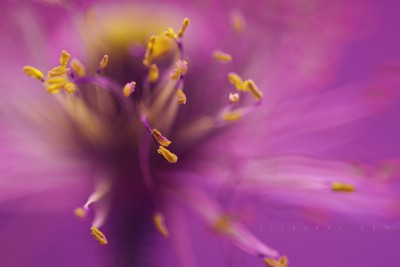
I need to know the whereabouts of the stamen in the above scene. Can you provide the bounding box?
[177,18,190,38]
[157,146,178,163]
[164,28,177,39]
[214,215,232,233]
[228,72,245,91]
[331,182,355,193]
[264,256,288,267]
[64,82,77,94]
[46,83,65,94]
[244,79,263,100]
[153,212,170,237]
[48,66,68,77]
[151,129,171,147]
[143,35,157,67]
[71,58,86,77]
[74,207,86,218]
[177,89,187,104]
[122,81,136,97]
[229,93,240,103]
[83,180,111,209]
[222,111,241,122]
[170,60,188,80]
[148,64,159,83]
[91,227,108,245]
[99,55,109,70]
[60,50,71,66]
[23,66,44,81]
[230,11,246,33]
[213,50,233,63]
[46,77,65,85]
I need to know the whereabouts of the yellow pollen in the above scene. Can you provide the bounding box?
[229,93,240,103]
[157,146,178,163]
[148,64,159,83]
[244,79,263,100]
[264,256,288,267]
[222,111,241,122]
[23,66,44,81]
[331,182,355,193]
[64,82,77,94]
[48,66,67,77]
[164,28,177,39]
[91,227,108,245]
[170,60,188,80]
[122,81,136,97]
[60,50,71,66]
[213,50,233,62]
[46,83,65,94]
[214,215,232,232]
[228,72,245,91]
[74,207,86,218]
[71,58,86,77]
[177,89,187,104]
[177,17,190,38]
[46,77,65,85]
[151,129,171,147]
[143,35,157,67]
[99,55,109,69]
[153,212,170,237]
[231,11,246,33]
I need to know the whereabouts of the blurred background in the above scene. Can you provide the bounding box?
[0,0,399,266]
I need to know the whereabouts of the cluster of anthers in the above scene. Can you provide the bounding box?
[22,13,357,266]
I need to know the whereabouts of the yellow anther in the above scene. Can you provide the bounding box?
[64,82,77,94]
[46,77,66,85]
[122,81,136,97]
[229,93,240,103]
[177,17,190,38]
[48,66,67,77]
[214,215,232,232]
[152,129,171,147]
[148,64,159,83]
[177,89,187,105]
[331,182,355,193]
[71,58,86,77]
[228,72,245,91]
[157,146,178,163]
[222,111,241,122]
[264,256,288,267]
[213,50,233,63]
[74,207,86,218]
[46,83,65,94]
[170,60,188,80]
[230,11,246,33]
[23,66,44,81]
[99,55,109,69]
[244,79,263,100]
[143,35,157,67]
[60,50,71,66]
[153,212,169,237]
[91,227,108,245]
[164,28,177,39]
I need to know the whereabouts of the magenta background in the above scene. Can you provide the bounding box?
[1,1,400,267]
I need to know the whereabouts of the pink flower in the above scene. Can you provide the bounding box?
[1,0,399,266]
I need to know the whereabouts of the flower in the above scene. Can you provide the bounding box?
[1,0,399,267]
